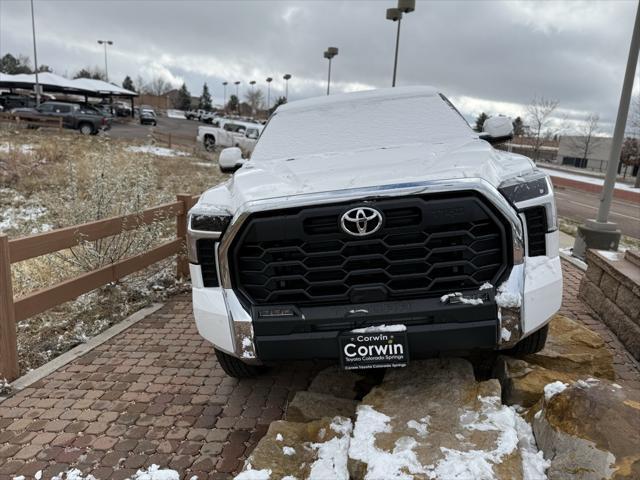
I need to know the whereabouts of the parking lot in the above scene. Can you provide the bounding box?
[106,117,200,143]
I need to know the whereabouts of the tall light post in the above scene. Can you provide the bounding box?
[386,0,415,87]
[324,47,338,95]
[97,39,113,82]
[573,0,640,258]
[234,81,240,113]
[222,81,228,110]
[283,74,291,101]
[266,77,273,111]
[30,0,40,105]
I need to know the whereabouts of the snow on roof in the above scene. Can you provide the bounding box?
[276,85,440,113]
[0,72,137,96]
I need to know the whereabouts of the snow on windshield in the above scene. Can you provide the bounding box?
[252,94,476,161]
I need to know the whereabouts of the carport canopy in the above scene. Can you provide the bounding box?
[0,72,137,114]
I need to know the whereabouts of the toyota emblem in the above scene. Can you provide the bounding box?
[340,207,383,236]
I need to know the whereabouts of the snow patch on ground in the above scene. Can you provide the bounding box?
[166,109,186,119]
[0,203,50,233]
[539,167,638,193]
[0,143,34,154]
[407,417,430,437]
[308,417,352,480]
[282,446,296,456]
[234,466,272,480]
[126,145,190,157]
[543,381,568,401]
[348,405,427,479]
[276,433,283,442]
[351,324,407,333]
[515,414,551,480]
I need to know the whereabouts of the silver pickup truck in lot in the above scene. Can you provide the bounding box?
[196,121,263,153]
[186,87,562,378]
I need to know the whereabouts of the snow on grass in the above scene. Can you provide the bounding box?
[348,405,427,479]
[351,324,407,333]
[126,145,190,157]
[543,381,568,401]
[0,143,34,154]
[0,204,50,234]
[539,167,638,192]
[308,417,352,480]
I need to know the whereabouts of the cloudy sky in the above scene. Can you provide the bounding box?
[1,0,637,132]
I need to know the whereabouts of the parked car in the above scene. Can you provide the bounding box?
[140,110,157,126]
[0,94,37,111]
[186,86,562,378]
[196,121,263,152]
[13,101,111,135]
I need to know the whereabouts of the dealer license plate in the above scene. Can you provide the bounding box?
[339,328,409,370]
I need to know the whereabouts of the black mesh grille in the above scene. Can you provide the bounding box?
[197,239,219,287]
[230,193,510,306]
[523,207,547,256]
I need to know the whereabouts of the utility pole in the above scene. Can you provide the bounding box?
[573,0,640,258]
[324,47,338,95]
[222,81,228,110]
[30,0,40,105]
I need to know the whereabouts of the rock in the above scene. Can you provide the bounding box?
[307,365,368,400]
[285,391,358,422]
[524,314,615,380]
[236,416,352,480]
[348,358,531,480]
[495,356,580,407]
[533,378,640,479]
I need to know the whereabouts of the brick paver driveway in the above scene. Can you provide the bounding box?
[1,259,639,479]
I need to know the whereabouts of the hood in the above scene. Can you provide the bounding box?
[197,139,535,213]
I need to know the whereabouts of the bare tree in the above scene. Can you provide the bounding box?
[526,96,559,162]
[569,113,601,169]
[142,77,173,96]
[245,89,264,115]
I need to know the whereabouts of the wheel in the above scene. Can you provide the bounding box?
[508,324,549,356]
[215,349,264,378]
[204,135,216,152]
[79,123,94,135]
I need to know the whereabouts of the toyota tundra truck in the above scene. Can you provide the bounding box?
[186,87,562,378]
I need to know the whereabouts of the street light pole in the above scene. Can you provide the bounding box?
[222,81,228,110]
[283,74,291,101]
[324,47,338,95]
[573,0,640,258]
[234,81,240,113]
[266,77,273,111]
[97,40,113,82]
[386,0,415,87]
[30,0,40,106]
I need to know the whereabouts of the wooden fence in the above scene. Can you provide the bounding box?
[152,130,197,150]
[0,194,198,382]
[0,112,63,130]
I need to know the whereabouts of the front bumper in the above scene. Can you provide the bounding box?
[190,232,562,363]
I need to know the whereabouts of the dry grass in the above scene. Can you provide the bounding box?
[0,127,227,375]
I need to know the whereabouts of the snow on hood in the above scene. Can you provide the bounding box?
[197,139,535,213]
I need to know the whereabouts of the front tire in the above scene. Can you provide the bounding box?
[204,135,216,152]
[508,324,549,356]
[215,349,264,378]
[79,123,94,135]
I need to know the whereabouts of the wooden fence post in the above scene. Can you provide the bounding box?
[176,194,195,279]
[168,134,172,149]
[0,235,19,382]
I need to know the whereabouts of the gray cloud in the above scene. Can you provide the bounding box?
[0,0,637,132]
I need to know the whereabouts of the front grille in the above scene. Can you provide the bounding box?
[523,207,547,256]
[230,193,510,306]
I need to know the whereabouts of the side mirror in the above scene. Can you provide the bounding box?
[480,116,514,144]
[219,147,245,174]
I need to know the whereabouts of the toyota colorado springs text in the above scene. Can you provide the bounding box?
[186,87,562,378]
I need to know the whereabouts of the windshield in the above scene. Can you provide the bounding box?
[252,93,476,161]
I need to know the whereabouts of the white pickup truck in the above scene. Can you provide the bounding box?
[187,87,562,378]
[197,121,264,153]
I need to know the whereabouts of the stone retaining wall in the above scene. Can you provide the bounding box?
[579,249,640,360]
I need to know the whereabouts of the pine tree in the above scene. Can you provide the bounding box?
[512,116,525,136]
[269,96,287,114]
[474,112,489,132]
[176,83,192,111]
[122,76,135,92]
[227,94,239,112]
[199,83,212,111]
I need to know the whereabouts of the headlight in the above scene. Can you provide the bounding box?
[187,212,231,263]
[498,171,549,204]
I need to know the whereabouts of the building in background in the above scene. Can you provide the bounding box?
[556,136,614,172]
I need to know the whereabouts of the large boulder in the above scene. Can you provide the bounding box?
[307,365,369,400]
[286,390,358,422]
[523,315,615,380]
[235,416,353,480]
[348,358,542,480]
[533,379,640,479]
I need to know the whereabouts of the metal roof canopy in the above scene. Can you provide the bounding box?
[0,72,137,98]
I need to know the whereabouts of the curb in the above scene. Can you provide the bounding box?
[560,251,587,271]
[0,302,164,402]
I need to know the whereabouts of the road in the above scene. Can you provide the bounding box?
[107,116,200,141]
[554,186,640,239]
